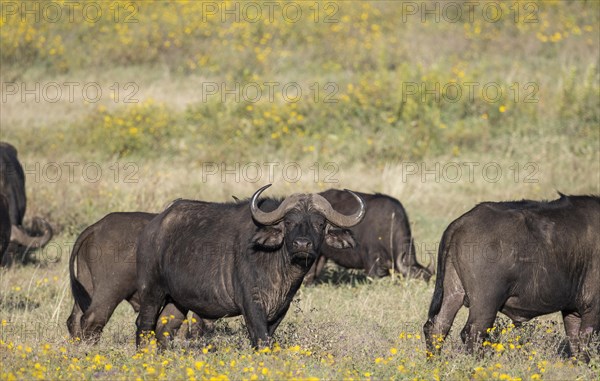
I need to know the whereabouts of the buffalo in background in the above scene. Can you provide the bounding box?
[424,194,600,362]
[0,142,53,265]
[135,185,365,349]
[306,189,433,283]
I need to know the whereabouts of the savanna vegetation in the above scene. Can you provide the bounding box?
[1,0,599,380]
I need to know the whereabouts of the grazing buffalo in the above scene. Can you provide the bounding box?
[67,212,209,342]
[0,142,26,225]
[135,184,365,349]
[305,189,433,283]
[423,194,600,361]
[0,195,11,260]
[0,142,53,265]
[1,192,52,257]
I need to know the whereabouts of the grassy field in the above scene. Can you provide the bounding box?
[1,0,599,379]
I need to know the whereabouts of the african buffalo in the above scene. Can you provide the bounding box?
[423,194,600,361]
[67,212,210,342]
[305,189,433,283]
[0,142,53,265]
[0,195,11,260]
[135,184,365,349]
[0,142,26,225]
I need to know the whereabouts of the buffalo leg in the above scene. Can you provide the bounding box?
[561,311,581,358]
[459,276,508,353]
[424,291,464,355]
[457,257,506,353]
[156,303,188,348]
[576,310,600,363]
[188,315,215,339]
[126,296,141,313]
[460,308,498,353]
[80,298,122,344]
[135,286,166,349]
[267,303,292,338]
[423,263,464,355]
[314,256,327,281]
[242,299,269,349]
[304,256,327,285]
[66,302,83,339]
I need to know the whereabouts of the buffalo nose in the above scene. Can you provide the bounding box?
[292,238,312,251]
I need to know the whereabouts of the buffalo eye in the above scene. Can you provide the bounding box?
[313,221,325,231]
[310,215,326,231]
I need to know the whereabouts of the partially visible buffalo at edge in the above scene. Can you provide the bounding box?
[424,193,600,362]
[0,142,53,265]
[0,194,11,260]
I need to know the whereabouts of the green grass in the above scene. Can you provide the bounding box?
[1,0,599,379]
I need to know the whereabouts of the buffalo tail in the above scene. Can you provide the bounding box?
[69,230,93,312]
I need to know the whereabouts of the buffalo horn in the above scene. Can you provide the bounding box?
[250,184,303,225]
[310,189,366,228]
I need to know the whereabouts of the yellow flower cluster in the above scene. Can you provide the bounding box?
[0,338,334,381]
[4,1,594,74]
[86,99,175,156]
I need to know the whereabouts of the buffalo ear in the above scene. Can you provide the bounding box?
[324,225,356,249]
[252,224,284,249]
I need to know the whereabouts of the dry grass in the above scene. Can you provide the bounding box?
[1,149,598,379]
[1,264,598,380]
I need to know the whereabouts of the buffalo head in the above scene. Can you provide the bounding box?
[250,184,366,263]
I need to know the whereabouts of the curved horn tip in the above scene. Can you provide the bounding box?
[251,184,287,226]
[250,184,272,202]
[344,189,366,220]
[256,184,272,195]
[251,184,271,201]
